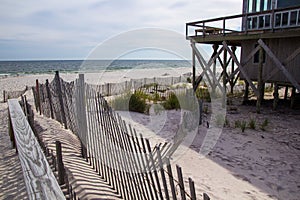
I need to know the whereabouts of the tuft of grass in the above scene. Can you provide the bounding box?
[234,120,241,128]
[260,118,269,131]
[248,118,256,130]
[240,120,247,132]
[234,120,246,132]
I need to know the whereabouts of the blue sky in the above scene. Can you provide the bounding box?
[0,0,242,60]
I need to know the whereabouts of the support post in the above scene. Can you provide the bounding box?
[284,86,289,100]
[273,83,279,110]
[222,47,227,107]
[243,80,249,104]
[192,46,196,90]
[56,141,65,185]
[291,87,296,108]
[256,46,264,113]
[230,46,237,94]
[212,44,219,96]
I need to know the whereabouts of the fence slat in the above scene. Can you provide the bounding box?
[176,165,186,200]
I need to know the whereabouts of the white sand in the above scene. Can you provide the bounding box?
[1,68,300,199]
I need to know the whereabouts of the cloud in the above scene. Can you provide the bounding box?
[0,0,242,59]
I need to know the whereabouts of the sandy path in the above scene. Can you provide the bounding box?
[0,102,28,200]
[118,105,300,200]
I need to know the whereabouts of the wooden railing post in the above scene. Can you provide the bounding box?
[56,140,65,185]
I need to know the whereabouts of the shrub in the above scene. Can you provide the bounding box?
[110,92,148,114]
[187,77,192,83]
[129,92,147,113]
[162,92,180,110]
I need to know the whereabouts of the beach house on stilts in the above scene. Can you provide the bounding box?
[186,0,300,111]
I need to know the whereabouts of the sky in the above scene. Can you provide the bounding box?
[0,0,242,60]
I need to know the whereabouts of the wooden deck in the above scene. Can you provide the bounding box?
[186,5,300,45]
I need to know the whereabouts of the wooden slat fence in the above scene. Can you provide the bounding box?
[33,71,210,200]
[3,87,27,102]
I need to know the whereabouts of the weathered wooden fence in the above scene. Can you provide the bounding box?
[33,71,210,200]
[3,87,27,102]
[88,75,188,96]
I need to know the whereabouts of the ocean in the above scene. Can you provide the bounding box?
[0,60,191,76]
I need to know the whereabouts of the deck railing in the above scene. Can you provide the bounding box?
[186,5,300,38]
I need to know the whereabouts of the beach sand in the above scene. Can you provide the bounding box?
[0,68,299,199]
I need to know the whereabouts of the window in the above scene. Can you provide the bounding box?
[290,11,298,26]
[259,16,265,28]
[248,0,253,13]
[265,15,271,27]
[282,12,289,26]
[275,13,282,27]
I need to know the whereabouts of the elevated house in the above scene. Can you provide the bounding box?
[186,0,300,111]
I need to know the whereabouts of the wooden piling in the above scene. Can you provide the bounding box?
[273,83,279,110]
[291,86,296,108]
[284,86,289,100]
[243,80,249,104]
[256,46,264,113]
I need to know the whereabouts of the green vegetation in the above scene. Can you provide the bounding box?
[240,120,247,132]
[234,119,246,132]
[248,118,256,130]
[234,120,241,128]
[260,118,269,131]
[110,91,148,114]
[195,87,211,102]
[162,92,180,110]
